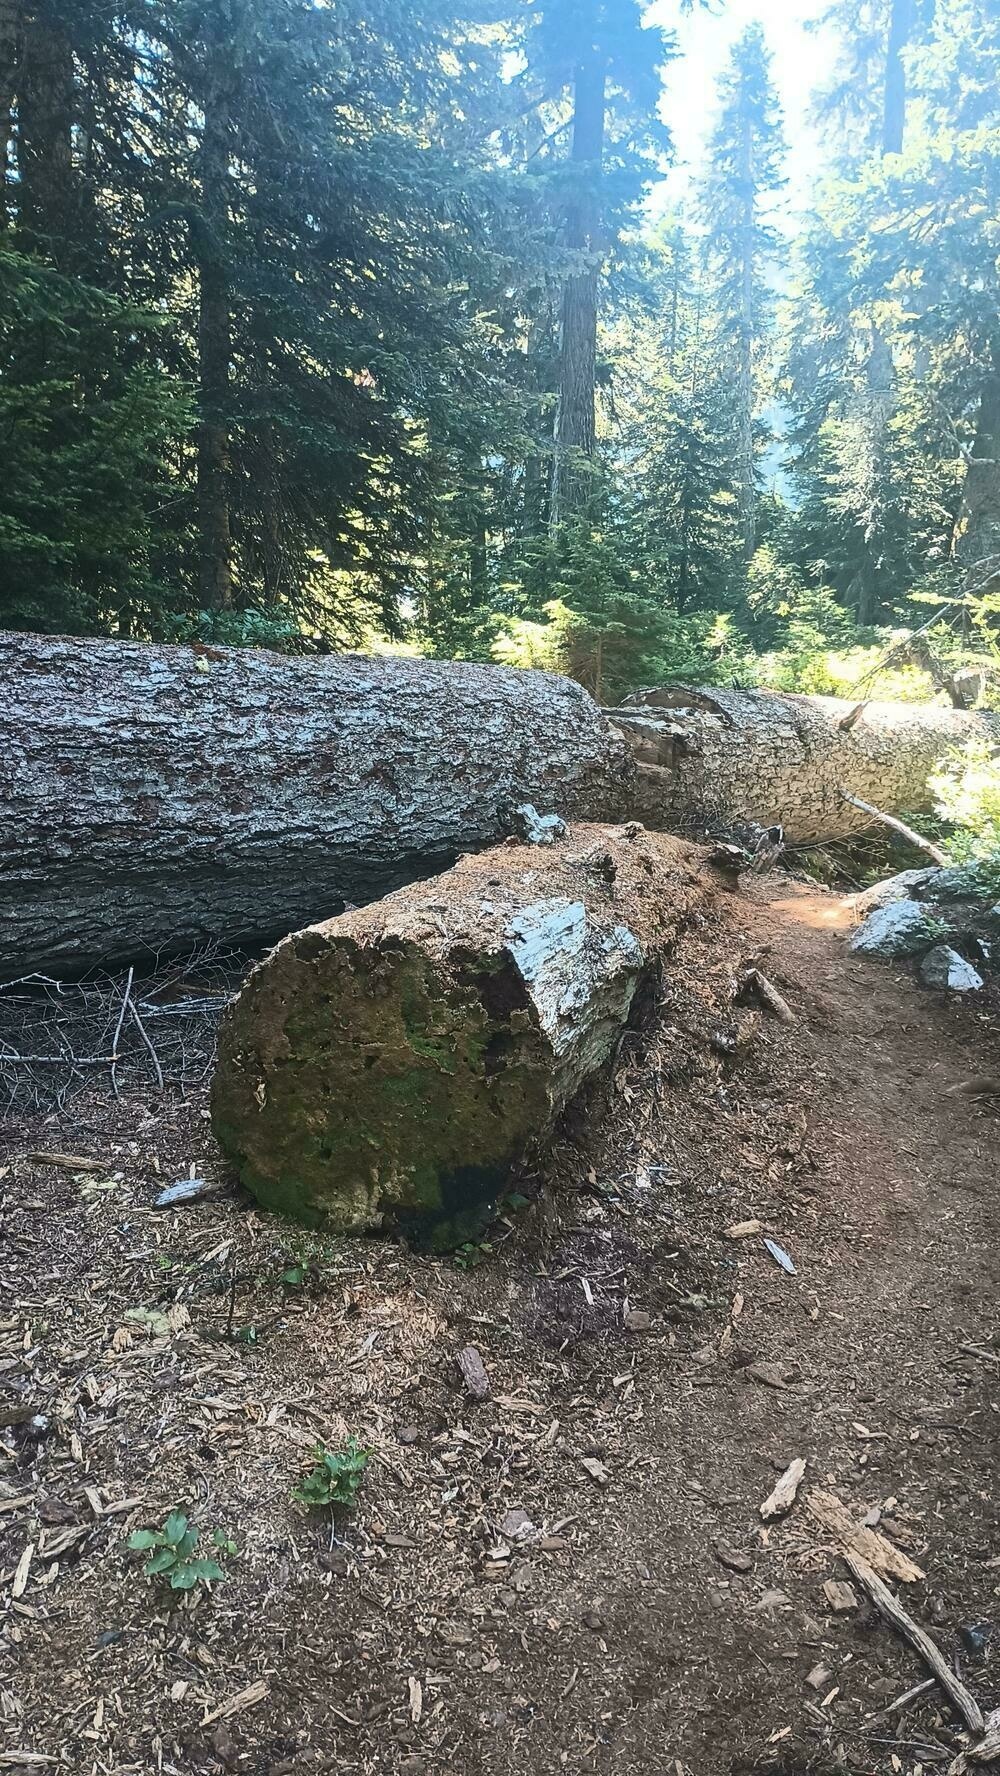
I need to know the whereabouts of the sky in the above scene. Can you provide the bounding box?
[648,0,839,218]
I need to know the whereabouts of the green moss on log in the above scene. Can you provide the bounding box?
[212,934,555,1239]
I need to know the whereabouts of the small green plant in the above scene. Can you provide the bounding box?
[127,1511,236,1590]
[452,1238,493,1270]
[293,1438,369,1509]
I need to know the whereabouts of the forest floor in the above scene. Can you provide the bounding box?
[1,871,999,1776]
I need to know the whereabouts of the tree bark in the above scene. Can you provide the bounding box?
[551,42,606,528]
[611,684,1000,845]
[211,823,704,1241]
[952,343,1000,571]
[196,50,234,611]
[882,0,915,155]
[0,631,634,977]
[0,0,19,229]
[736,110,756,561]
[17,0,73,258]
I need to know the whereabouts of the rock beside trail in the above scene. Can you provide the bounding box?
[854,869,938,916]
[920,946,984,992]
[848,901,938,958]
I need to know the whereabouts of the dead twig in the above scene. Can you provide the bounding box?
[839,788,947,866]
[842,1550,985,1738]
[109,966,135,1098]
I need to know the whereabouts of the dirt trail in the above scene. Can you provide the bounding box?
[1,876,998,1776]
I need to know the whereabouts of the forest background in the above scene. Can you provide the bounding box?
[1,0,998,725]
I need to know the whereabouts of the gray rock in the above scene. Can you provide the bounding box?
[848,900,937,958]
[855,869,937,916]
[915,864,992,903]
[920,945,984,992]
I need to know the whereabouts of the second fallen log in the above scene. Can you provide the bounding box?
[211,824,704,1244]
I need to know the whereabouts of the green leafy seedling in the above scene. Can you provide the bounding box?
[293,1438,369,1510]
[127,1511,236,1590]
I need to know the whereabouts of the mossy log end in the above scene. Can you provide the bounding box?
[211,824,704,1244]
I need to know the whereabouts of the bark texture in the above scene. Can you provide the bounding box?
[211,824,703,1242]
[611,685,1000,845]
[0,632,634,977]
[551,44,605,528]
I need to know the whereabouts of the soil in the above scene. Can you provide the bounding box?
[1,872,998,1776]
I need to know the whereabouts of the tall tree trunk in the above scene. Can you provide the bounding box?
[17,0,73,259]
[196,53,234,612]
[882,0,915,154]
[0,0,19,229]
[952,340,1000,571]
[551,43,606,529]
[736,111,756,561]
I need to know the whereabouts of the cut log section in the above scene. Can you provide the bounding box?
[0,632,634,977]
[610,685,1000,845]
[211,824,704,1244]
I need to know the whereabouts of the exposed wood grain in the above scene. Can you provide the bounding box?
[806,1488,925,1582]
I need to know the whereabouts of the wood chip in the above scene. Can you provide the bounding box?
[580,1456,610,1485]
[456,1346,490,1400]
[10,1543,33,1600]
[806,1489,925,1583]
[408,1676,422,1724]
[726,1220,762,1239]
[823,1579,859,1613]
[760,1458,806,1521]
[716,1542,753,1572]
[842,1550,984,1737]
[200,1680,270,1728]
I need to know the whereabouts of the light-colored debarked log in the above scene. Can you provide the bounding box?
[0,632,634,978]
[211,824,704,1242]
[805,1488,925,1583]
[609,685,1000,846]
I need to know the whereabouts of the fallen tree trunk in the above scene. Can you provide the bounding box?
[610,686,1000,845]
[211,823,704,1244]
[0,632,633,977]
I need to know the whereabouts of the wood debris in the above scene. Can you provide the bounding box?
[760,1458,806,1521]
[806,1488,925,1582]
[455,1345,490,1400]
[726,1219,762,1239]
[822,1579,859,1613]
[842,1550,985,1737]
[949,1709,1000,1775]
[25,1151,108,1172]
[200,1679,270,1728]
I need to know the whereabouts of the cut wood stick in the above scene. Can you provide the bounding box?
[842,1550,985,1738]
[26,1152,109,1172]
[745,968,796,1025]
[806,1488,925,1583]
[838,788,948,866]
[760,1458,806,1521]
